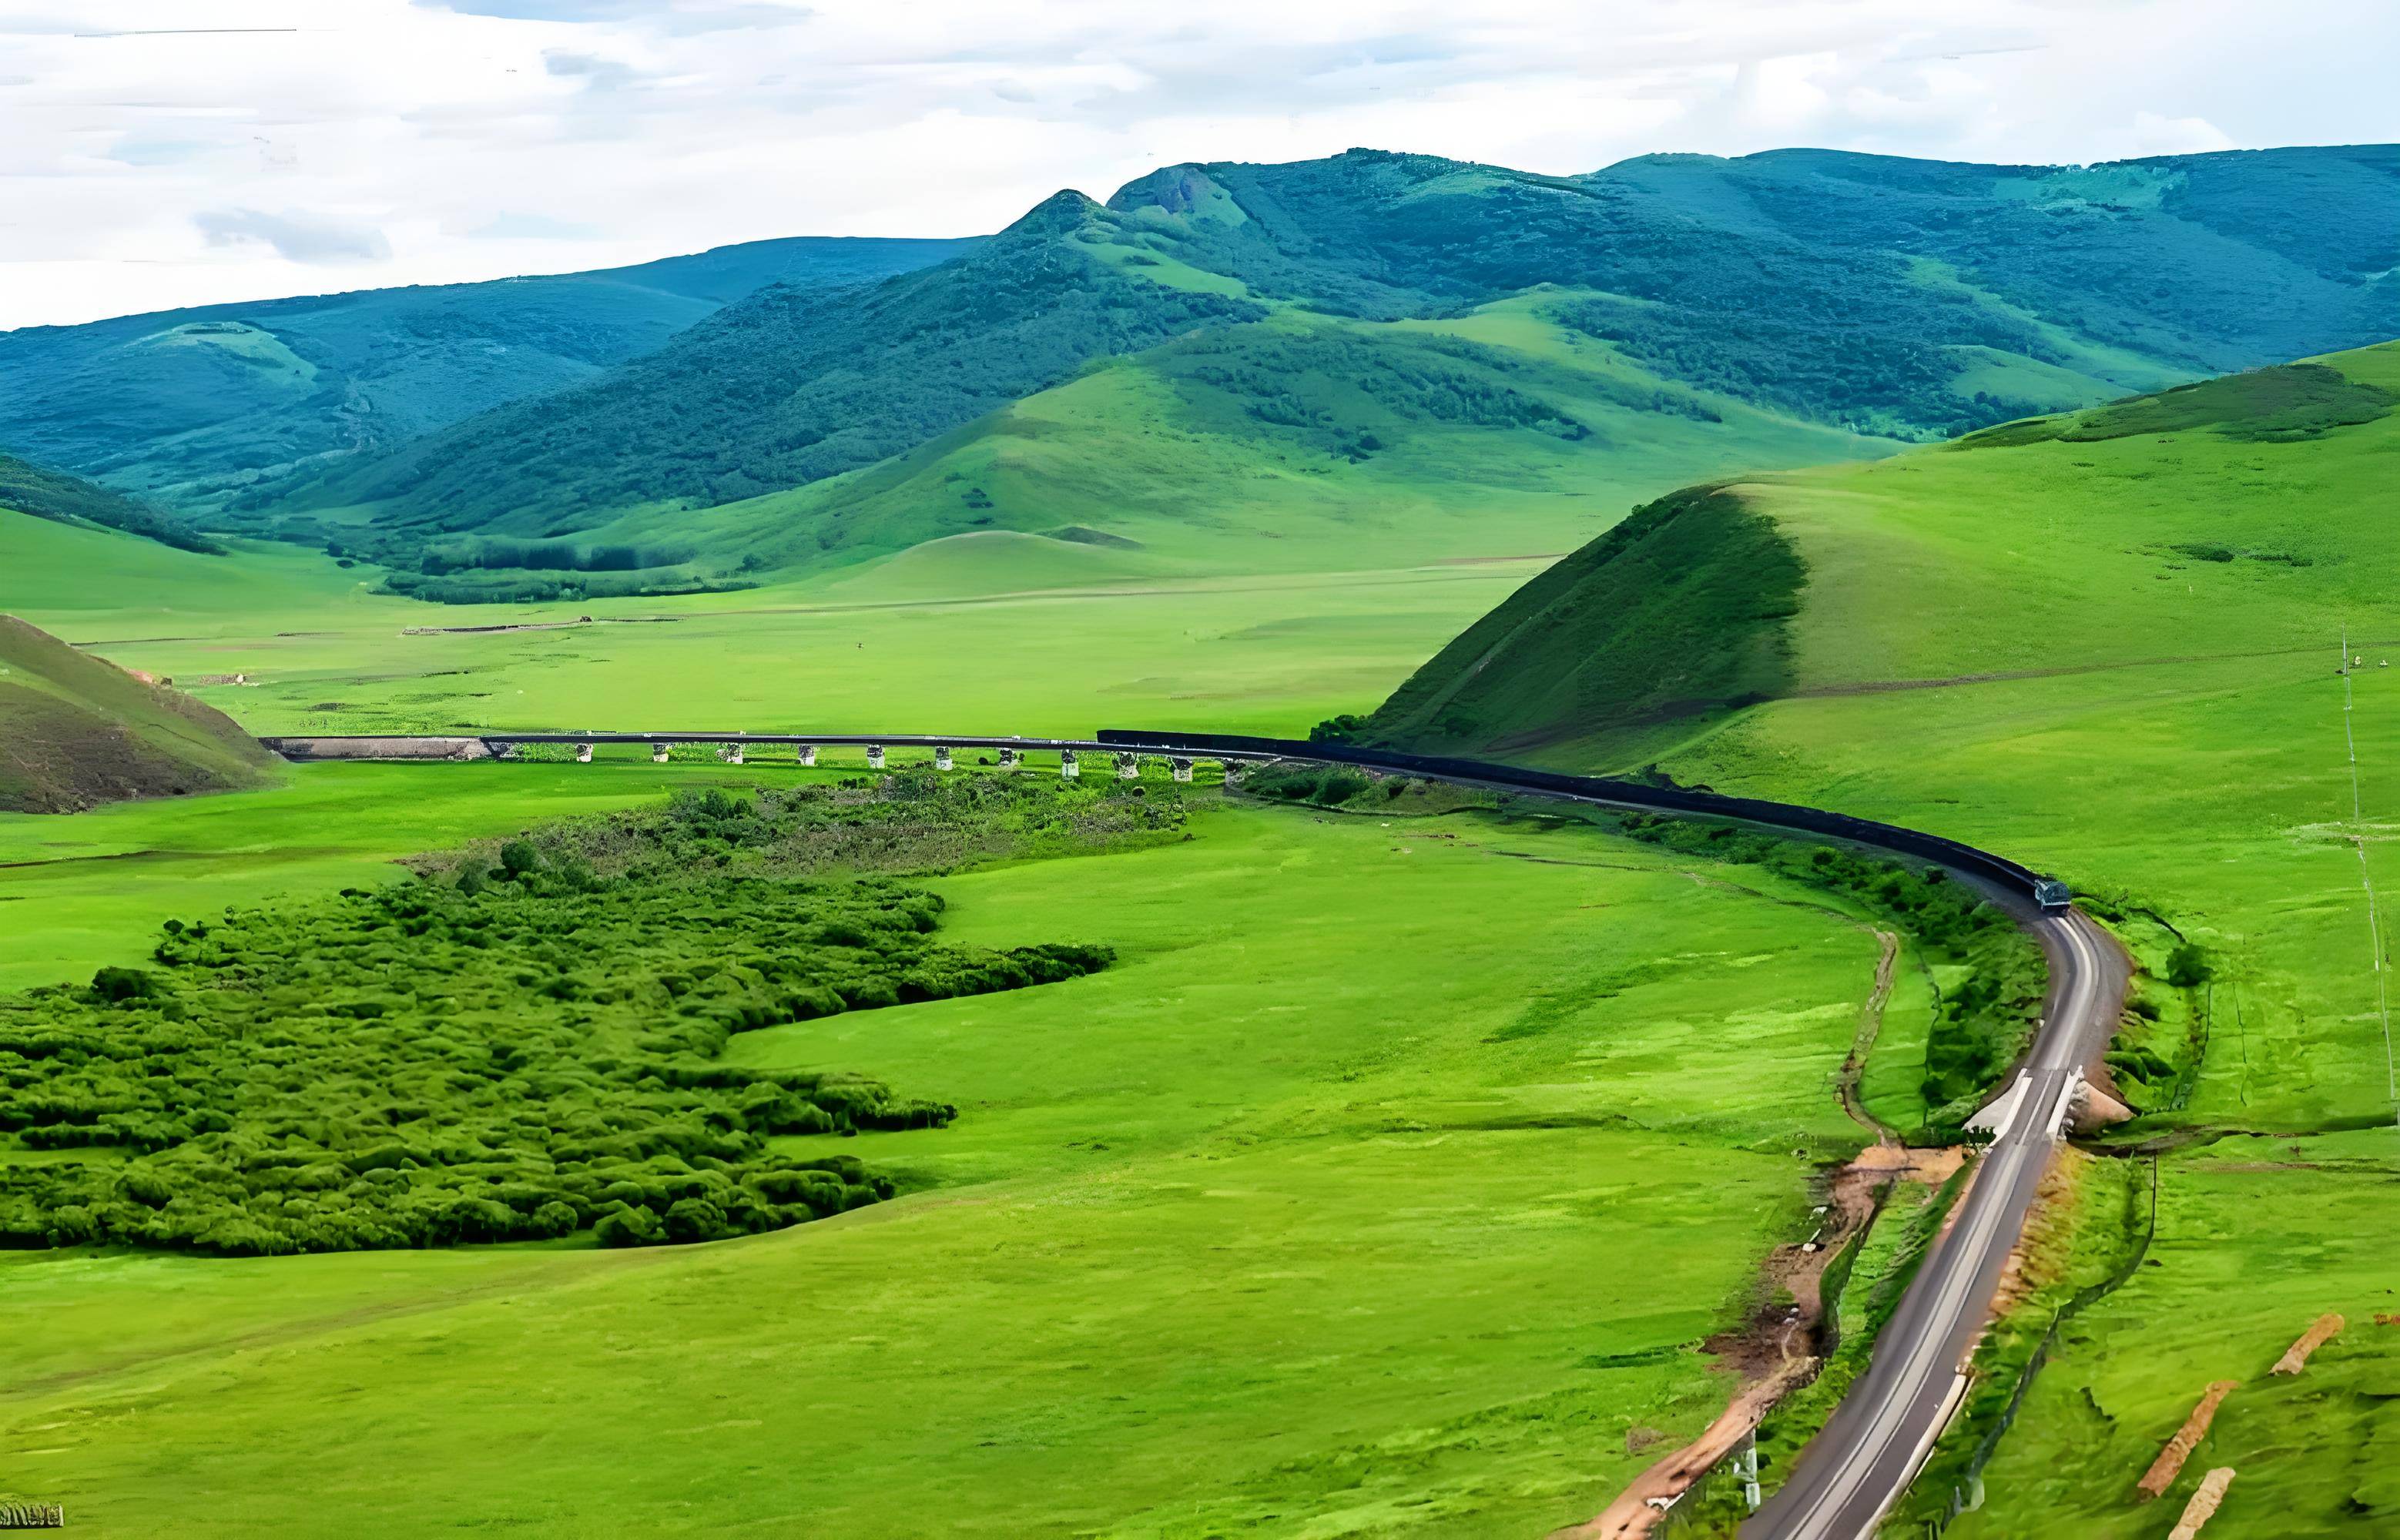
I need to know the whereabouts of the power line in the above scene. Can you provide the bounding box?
[2338,626,2398,1120]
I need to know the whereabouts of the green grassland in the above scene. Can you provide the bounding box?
[1368,342,2400,1531]
[1,767,1901,1537]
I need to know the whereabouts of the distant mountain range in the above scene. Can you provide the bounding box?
[0,236,978,509]
[3,144,2394,597]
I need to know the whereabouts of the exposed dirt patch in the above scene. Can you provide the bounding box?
[1835,929,1902,1136]
[1564,1137,1963,1537]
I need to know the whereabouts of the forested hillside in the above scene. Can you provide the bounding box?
[243,143,2400,591]
[301,193,1265,538]
[0,234,976,510]
[0,450,219,554]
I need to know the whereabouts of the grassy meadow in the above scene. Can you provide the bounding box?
[1463,343,2400,1532]
[0,768,1908,1536]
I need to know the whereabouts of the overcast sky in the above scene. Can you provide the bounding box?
[3,0,2392,330]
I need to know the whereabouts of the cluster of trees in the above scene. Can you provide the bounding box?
[0,854,1112,1255]
[0,449,220,554]
[416,538,694,575]
[1236,761,1379,808]
[415,770,1192,888]
[1604,812,2046,1126]
[378,567,736,606]
[1552,291,2046,443]
[1165,328,1592,462]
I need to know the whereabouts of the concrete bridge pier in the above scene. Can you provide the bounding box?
[719,743,744,765]
[797,744,817,767]
[1220,758,1243,785]
[998,747,1021,771]
[575,742,594,763]
[935,746,954,771]
[652,742,672,763]
[1115,752,1140,780]
[1060,750,1080,779]
[866,745,887,770]
[1171,757,1194,782]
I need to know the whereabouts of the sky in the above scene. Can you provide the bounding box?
[3,0,2394,331]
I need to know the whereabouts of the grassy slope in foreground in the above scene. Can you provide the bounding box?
[0,613,277,812]
[0,770,1892,1537]
[1378,343,2400,1536]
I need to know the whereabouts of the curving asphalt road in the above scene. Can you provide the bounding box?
[260,727,2123,1535]
[1741,899,2126,1540]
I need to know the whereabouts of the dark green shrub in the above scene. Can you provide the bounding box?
[91,966,160,1003]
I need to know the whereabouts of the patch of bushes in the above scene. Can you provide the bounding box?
[0,846,1114,1256]
[1236,762,1377,807]
[415,768,1193,886]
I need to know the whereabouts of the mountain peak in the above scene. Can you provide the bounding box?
[1104,165,1247,225]
[1001,189,1104,238]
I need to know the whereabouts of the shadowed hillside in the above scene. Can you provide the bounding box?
[1363,485,1804,758]
[0,614,278,812]
[297,193,1265,544]
[0,450,219,554]
[1363,350,2400,765]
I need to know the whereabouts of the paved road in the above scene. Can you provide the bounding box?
[1742,900,2127,1540]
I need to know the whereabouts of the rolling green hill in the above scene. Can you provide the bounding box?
[0,613,277,812]
[0,449,219,554]
[249,144,2398,598]
[1364,350,2400,764]
[0,235,977,511]
[295,193,1266,554]
[1363,342,2400,1535]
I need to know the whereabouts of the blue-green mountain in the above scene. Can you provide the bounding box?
[0,236,976,509]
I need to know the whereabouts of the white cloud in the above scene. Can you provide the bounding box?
[0,0,2392,328]
[194,206,392,263]
[2130,111,2237,156]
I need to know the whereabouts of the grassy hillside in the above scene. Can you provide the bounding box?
[0,449,218,554]
[464,293,1885,593]
[0,235,977,510]
[0,613,277,812]
[231,145,2397,597]
[1367,341,2400,1535]
[284,194,1266,553]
